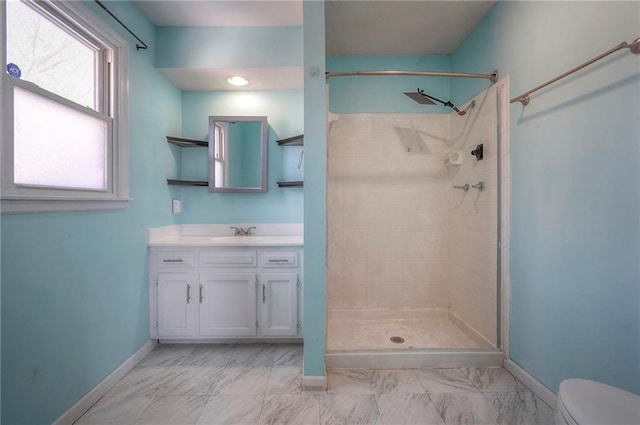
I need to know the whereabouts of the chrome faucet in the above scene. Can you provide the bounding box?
[230,226,256,236]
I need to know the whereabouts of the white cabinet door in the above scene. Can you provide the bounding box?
[157,273,198,337]
[259,273,298,336]
[199,272,257,336]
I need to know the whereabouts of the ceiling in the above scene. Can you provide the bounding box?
[134,0,496,90]
[325,1,496,56]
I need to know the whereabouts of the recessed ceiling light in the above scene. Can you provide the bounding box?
[226,75,249,86]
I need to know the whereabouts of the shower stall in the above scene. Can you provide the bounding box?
[326,73,508,366]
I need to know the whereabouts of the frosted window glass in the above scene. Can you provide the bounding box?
[14,86,108,190]
[6,0,96,109]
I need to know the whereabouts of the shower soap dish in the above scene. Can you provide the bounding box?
[444,151,463,166]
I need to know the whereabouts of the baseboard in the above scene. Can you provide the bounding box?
[53,339,157,425]
[504,358,557,409]
[301,359,327,390]
[302,374,328,391]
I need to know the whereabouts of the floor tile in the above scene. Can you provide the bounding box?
[315,393,382,425]
[181,344,236,367]
[369,370,425,394]
[376,393,445,425]
[159,366,225,396]
[485,390,555,425]
[327,369,374,394]
[105,367,176,398]
[462,367,527,393]
[196,394,264,425]
[214,366,271,394]
[134,395,208,425]
[77,344,547,425]
[274,344,303,366]
[137,344,194,368]
[259,394,320,425]
[266,366,302,395]
[229,344,278,366]
[74,396,154,425]
[414,369,479,394]
[429,392,502,425]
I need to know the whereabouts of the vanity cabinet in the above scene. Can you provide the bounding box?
[150,246,302,341]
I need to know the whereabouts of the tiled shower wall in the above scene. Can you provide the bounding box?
[327,114,452,310]
[447,86,499,346]
[327,85,499,346]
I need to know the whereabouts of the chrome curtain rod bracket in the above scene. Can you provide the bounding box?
[511,37,640,106]
[325,69,499,83]
[94,0,148,50]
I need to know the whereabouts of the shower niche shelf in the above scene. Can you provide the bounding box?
[276,134,304,188]
[166,135,208,187]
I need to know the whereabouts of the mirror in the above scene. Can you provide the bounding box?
[208,116,268,193]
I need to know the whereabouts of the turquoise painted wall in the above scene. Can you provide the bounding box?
[155,26,303,69]
[179,91,304,224]
[302,0,326,377]
[326,55,453,113]
[452,1,640,394]
[1,2,182,423]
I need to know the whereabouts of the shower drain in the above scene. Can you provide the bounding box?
[390,336,405,344]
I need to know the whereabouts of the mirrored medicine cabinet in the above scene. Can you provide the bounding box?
[208,116,268,193]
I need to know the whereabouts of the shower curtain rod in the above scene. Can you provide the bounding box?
[511,37,640,105]
[325,70,499,83]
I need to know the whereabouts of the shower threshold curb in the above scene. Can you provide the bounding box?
[326,348,504,369]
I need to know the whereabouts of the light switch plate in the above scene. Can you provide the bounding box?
[172,199,182,214]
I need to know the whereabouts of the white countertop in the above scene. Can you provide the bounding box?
[147,224,303,247]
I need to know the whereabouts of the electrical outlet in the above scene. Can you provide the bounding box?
[172,199,182,214]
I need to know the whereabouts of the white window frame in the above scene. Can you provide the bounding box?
[0,0,129,214]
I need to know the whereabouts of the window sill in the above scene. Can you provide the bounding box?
[1,199,131,214]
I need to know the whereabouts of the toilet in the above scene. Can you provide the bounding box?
[555,379,640,425]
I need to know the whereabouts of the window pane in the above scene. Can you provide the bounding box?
[14,86,108,190]
[6,0,97,109]
[215,161,224,188]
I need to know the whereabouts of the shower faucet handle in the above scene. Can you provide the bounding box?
[472,182,485,191]
[453,184,470,191]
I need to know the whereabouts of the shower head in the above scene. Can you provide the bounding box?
[407,88,469,116]
[404,92,436,105]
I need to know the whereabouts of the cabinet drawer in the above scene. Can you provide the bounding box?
[200,251,257,268]
[157,251,195,267]
[260,252,299,268]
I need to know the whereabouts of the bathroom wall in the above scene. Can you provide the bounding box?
[155,26,303,70]
[327,55,452,114]
[447,84,500,346]
[452,1,640,393]
[177,90,304,224]
[327,113,451,311]
[1,2,182,423]
[302,0,327,379]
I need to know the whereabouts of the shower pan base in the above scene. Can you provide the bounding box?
[327,308,494,351]
[326,348,503,369]
[326,309,502,369]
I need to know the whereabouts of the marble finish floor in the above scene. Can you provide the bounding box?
[328,311,490,351]
[75,343,554,425]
